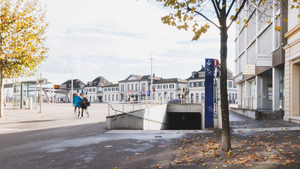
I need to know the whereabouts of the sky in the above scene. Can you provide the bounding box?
[23,0,236,85]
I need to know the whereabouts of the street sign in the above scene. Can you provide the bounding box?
[36,78,47,85]
[214,59,219,67]
[205,58,214,128]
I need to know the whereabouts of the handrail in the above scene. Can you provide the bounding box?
[107,102,165,124]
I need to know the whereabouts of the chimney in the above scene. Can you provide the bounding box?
[201,65,203,69]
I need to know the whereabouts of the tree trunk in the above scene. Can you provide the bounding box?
[220,19,231,152]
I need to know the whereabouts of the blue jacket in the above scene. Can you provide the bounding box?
[73,96,82,107]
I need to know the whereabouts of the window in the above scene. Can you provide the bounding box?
[112,95,114,101]
[105,95,107,101]
[163,85,166,89]
[121,84,124,92]
[131,84,134,91]
[108,88,111,91]
[127,84,130,91]
[235,94,237,99]
[93,88,96,92]
[89,88,92,92]
[199,81,202,87]
[229,81,233,88]
[166,85,168,89]
[229,93,231,101]
[135,83,138,91]
[108,95,110,101]
[116,88,119,91]
[116,94,118,101]
[104,88,107,91]
[157,85,160,89]
[170,93,173,100]
[258,23,273,54]
[190,82,194,87]
[247,42,256,64]
[193,82,197,87]
[142,83,145,90]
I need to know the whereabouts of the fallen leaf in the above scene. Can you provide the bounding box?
[125,157,133,160]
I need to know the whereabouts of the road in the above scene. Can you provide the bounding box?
[1,103,299,169]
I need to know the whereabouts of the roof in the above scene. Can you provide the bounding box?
[118,74,161,82]
[61,79,86,86]
[86,76,113,87]
[186,66,234,80]
[153,78,187,84]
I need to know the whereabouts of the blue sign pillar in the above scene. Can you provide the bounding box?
[205,58,214,128]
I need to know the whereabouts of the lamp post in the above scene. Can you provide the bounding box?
[149,53,154,101]
[70,69,74,104]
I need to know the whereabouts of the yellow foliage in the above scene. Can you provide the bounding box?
[275,25,281,31]
[0,0,48,79]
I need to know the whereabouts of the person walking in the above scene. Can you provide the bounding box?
[79,94,90,118]
[73,93,82,117]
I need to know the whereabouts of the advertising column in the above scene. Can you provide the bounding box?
[205,58,214,128]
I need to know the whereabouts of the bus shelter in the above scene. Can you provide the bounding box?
[12,81,37,109]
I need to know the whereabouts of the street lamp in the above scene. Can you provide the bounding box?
[70,69,74,104]
[149,53,154,101]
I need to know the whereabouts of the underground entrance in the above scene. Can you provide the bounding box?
[106,103,203,130]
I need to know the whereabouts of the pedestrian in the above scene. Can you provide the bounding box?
[79,94,90,118]
[73,93,82,117]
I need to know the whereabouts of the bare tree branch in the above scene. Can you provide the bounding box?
[226,0,236,17]
[186,6,220,29]
[211,0,221,18]
[227,0,247,29]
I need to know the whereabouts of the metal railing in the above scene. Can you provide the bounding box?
[107,100,159,116]
[107,100,164,124]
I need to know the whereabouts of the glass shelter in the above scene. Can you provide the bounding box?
[13,81,37,109]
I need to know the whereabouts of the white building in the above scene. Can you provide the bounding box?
[153,78,187,102]
[187,66,237,104]
[233,0,286,117]
[283,4,300,122]
[103,84,119,103]
[85,76,112,102]
[117,74,161,102]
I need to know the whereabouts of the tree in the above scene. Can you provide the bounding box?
[155,0,299,152]
[0,0,48,117]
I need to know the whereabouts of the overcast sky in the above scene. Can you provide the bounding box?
[25,0,236,85]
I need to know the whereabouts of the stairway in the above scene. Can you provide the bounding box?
[257,111,276,120]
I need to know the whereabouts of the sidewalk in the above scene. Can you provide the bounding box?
[169,111,300,169]
[0,103,109,134]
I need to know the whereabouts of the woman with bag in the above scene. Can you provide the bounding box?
[79,94,90,118]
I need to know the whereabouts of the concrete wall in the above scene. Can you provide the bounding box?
[143,104,168,130]
[167,103,202,113]
[230,108,258,120]
[106,109,145,130]
[106,104,169,130]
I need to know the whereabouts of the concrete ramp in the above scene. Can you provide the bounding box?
[106,104,169,130]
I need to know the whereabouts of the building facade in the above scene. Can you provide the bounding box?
[59,79,86,102]
[187,66,237,104]
[283,5,300,121]
[85,76,112,102]
[117,74,161,102]
[233,0,287,116]
[103,84,119,103]
[153,78,187,102]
